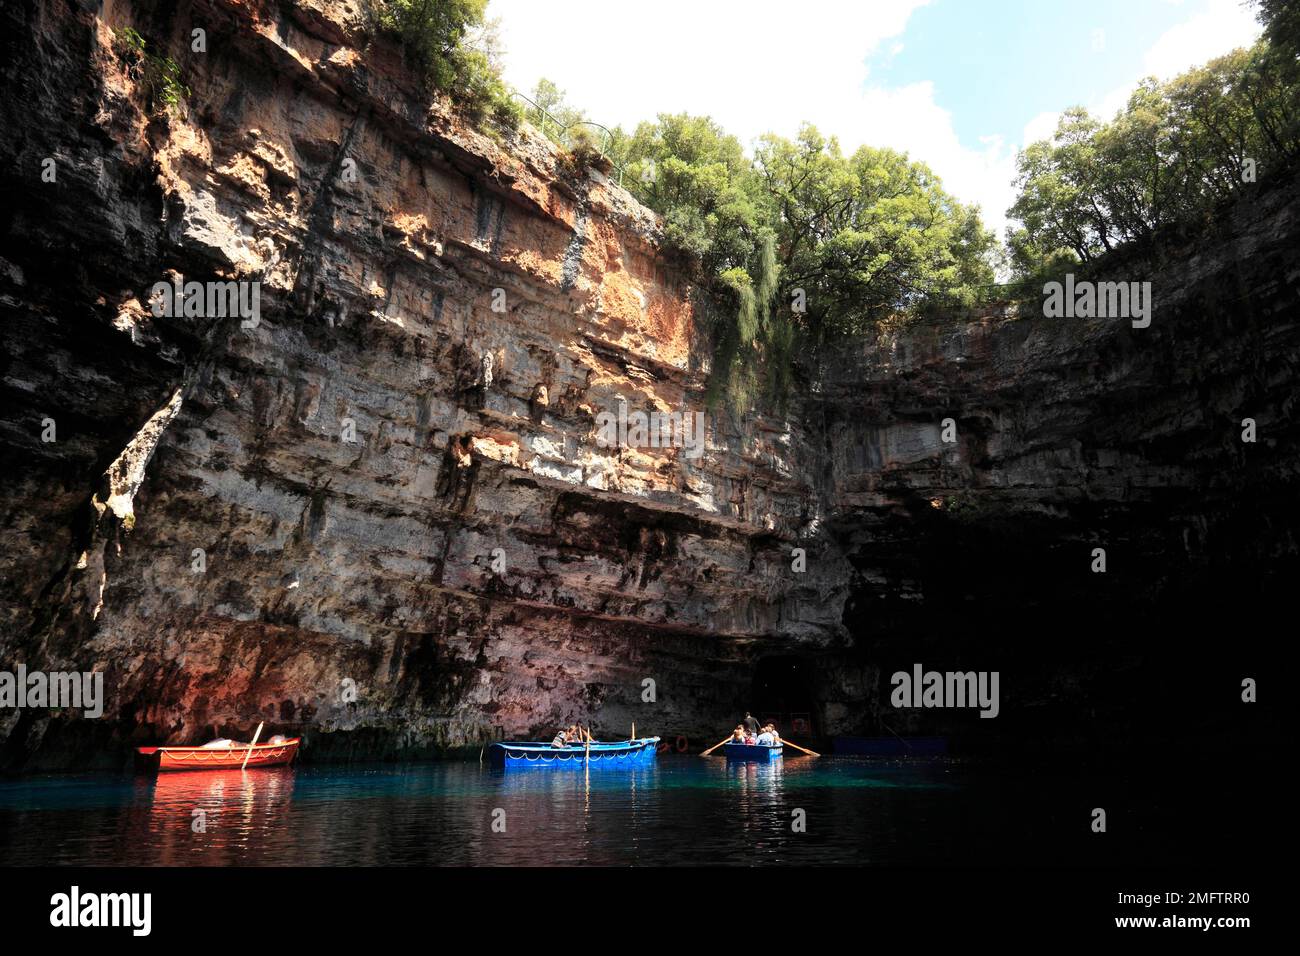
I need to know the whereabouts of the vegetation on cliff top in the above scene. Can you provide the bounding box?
[603,115,997,411]
[371,0,521,129]
[363,4,995,410]
[376,2,1297,414]
[1007,37,1299,284]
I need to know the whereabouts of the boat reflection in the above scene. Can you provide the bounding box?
[724,754,785,830]
[474,765,661,865]
[721,755,817,851]
[144,768,297,864]
[725,756,785,786]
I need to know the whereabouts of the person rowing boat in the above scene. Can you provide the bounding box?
[550,723,593,748]
[703,714,820,758]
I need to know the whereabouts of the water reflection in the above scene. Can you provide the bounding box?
[0,756,1172,867]
[145,769,297,865]
[724,757,784,785]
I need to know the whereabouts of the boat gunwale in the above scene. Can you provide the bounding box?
[720,741,784,760]
[489,736,659,755]
[136,737,302,757]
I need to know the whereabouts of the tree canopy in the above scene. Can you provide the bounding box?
[606,115,996,409]
[755,127,996,339]
[371,3,1297,411]
[1007,38,1299,278]
[373,0,520,127]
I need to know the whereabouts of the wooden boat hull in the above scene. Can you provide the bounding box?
[488,737,660,769]
[722,742,783,761]
[136,738,300,772]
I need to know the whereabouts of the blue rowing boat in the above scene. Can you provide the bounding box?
[488,737,660,769]
[722,741,783,762]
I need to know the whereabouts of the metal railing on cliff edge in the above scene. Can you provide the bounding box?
[508,90,627,186]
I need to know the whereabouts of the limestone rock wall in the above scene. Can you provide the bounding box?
[0,0,840,767]
[811,176,1298,745]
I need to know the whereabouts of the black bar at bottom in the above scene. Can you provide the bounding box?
[4,866,1266,942]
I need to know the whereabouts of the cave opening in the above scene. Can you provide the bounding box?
[829,491,1289,759]
[751,655,818,741]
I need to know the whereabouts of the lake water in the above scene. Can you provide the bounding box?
[0,755,1231,866]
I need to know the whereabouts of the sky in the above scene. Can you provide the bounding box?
[487,0,1263,237]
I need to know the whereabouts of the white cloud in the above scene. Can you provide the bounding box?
[491,0,926,144]
[853,82,1018,236]
[1141,0,1260,79]
[491,0,1017,230]
[1022,110,1063,148]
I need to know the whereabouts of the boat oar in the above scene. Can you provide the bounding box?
[700,735,734,756]
[241,721,265,770]
[777,736,820,757]
[879,716,913,752]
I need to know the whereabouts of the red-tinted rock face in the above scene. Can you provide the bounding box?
[1,1,1295,768]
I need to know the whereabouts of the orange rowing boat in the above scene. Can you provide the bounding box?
[136,737,300,772]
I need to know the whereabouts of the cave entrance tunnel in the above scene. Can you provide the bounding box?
[750,655,819,743]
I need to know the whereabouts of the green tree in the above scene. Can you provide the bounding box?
[615,113,769,274]
[1007,35,1300,280]
[1007,108,1110,270]
[374,0,520,129]
[523,78,587,143]
[612,114,787,411]
[757,126,996,339]
[1257,0,1300,55]
[613,117,996,409]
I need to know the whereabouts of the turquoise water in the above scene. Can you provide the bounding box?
[0,755,1169,866]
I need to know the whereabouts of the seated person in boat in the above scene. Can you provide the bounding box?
[551,724,588,748]
[756,724,777,746]
[730,725,746,743]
